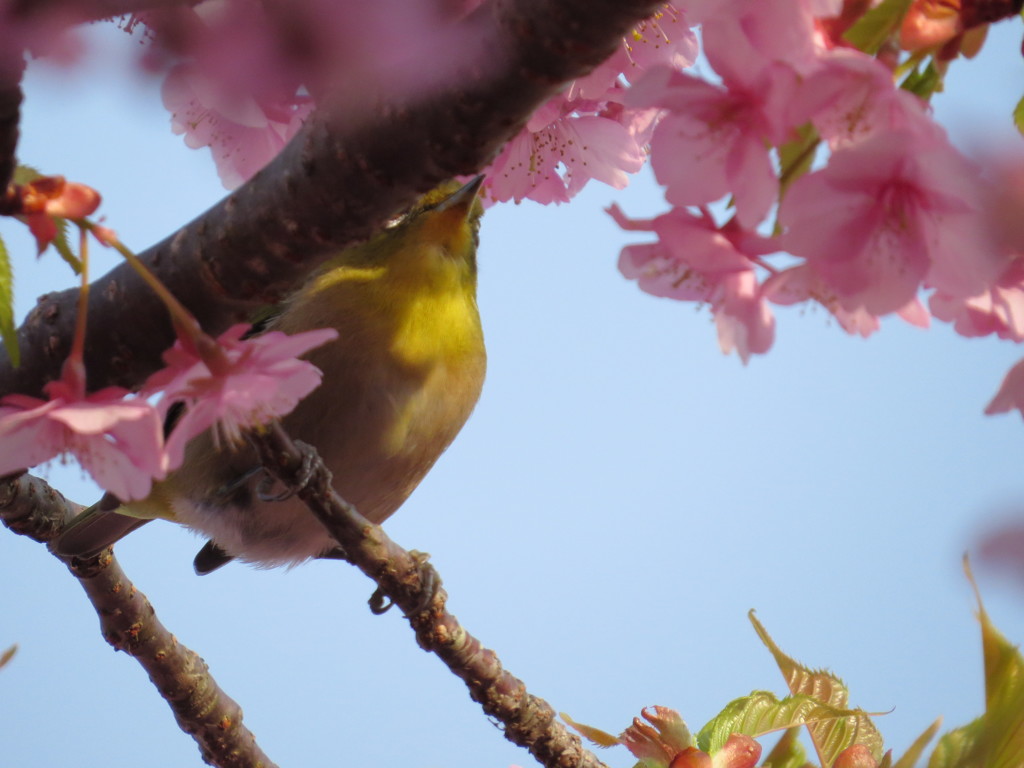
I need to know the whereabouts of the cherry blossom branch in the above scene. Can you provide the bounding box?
[4,0,197,28]
[0,50,25,201]
[0,0,662,400]
[248,423,610,768]
[0,472,279,768]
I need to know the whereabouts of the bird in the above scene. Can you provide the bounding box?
[54,176,487,574]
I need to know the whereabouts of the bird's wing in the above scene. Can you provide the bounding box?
[51,501,153,558]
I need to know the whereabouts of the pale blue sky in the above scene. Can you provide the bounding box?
[2,17,1023,768]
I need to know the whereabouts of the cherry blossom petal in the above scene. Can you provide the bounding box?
[713,271,776,363]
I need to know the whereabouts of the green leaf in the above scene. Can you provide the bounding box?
[777,122,820,203]
[0,644,15,670]
[696,690,872,756]
[928,718,984,768]
[1013,95,1024,138]
[842,0,915,54]
[893,719,941,768]
[761,726,808,768]
[0,236,18,367]
[928,561,1024,768]
[975,575,1024,768]
[900,61,943,100]
[12,165,42,185]
[750,611,885,765]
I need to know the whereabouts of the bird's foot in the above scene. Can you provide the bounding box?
[368,550,441,618]
[256,440,317,502]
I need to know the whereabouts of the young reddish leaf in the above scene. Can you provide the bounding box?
[0,644,15,670]
[0,236,18,367]
[560,712,621,748]
[749,611,884,765]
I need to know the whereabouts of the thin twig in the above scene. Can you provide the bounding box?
[249,423,611,768]
[0,473,278,768]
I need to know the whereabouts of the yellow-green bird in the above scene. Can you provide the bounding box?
[55,176,486,574]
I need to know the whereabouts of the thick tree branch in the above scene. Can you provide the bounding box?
[0,473,278,768]
[249,424,610,768]
[0,50,25,197]
[0,0,662,399]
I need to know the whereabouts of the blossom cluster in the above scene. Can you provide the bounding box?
[596,0,1024,417]
[0,324,336,503]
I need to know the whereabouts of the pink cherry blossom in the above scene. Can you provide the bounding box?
[148,324,338,470]
[628,63,798,228]
[610,204,776,361]
[573,4,698,99]
[162,63,313,189]
[795,48,938,150]
[780,130,998,315]
[763,264,930,337]
[0,363,164,501]
[483,91,652,205]
[929,268,1024,342]
[689,0,826,79]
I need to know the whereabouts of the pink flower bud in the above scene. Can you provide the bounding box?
[670,747,712,768]
[833,744,879,768]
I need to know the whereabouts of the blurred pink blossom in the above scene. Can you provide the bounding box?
[688,0,826,78]
[976,519,1024,588]
[162,63,313,189]
[985,357,1024,418]
[929,258,1024,341]
[147,324,338,471]
[0,362,165,501]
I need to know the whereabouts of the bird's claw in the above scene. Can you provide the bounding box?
[257,440,317,502]
[368,551,441,618]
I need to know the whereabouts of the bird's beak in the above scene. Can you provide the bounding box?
[436,175,485,214]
